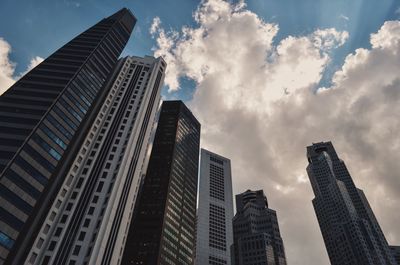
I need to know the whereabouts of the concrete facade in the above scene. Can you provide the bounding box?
[24,55,165,265]
[196,149,234,265]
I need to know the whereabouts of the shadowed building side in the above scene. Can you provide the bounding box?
[22,55,165,265]
[232,189,287,265]
[0,8,135,265]
[121,100,201,265]
[306,141,397,265]
[390,246,400,265]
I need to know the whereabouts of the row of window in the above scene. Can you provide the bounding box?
[209,255,227,265]
[210,163,225,201]
[24,57,111,264]
[209,204,227,251]
[22,17,128,264]
[210,156,224,165]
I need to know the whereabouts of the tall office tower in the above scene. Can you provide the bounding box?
[389,246,400,264]
[0,8,135,265]
[23,55,166,265]
[196,149,234,265]
[121,100,201,265]
[232,190,287,265]
[306,141,397,265]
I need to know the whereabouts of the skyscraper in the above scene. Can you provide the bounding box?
[196,149,234,265]
[306,141,396,265]
[121,100,201,265]
[389,246,400,264]
[23,55,166,265]
[0,8,135,265]
[232,190,287,265]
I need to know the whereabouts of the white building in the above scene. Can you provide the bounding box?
[196,149,234,265]
[25,55,166,265]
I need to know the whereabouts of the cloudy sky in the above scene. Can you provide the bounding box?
[1,0,400,264]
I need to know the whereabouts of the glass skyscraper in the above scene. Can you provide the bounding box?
[196,149,234,265]
[306,141,396,265]
[0,8,135,265]
[232,190,287,265]
[121,100,201,265]
[389,246,400,264]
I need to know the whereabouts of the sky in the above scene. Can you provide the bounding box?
[1,0,400,264]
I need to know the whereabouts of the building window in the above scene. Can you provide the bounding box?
[209,204,226,251]
[48,241,57,251]
[73,245,81,256]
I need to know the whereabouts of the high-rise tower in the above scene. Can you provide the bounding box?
[232,190,287,265]
[23,55,165,265]
[196,149,234,265]
[306,141,396,265]
[389,246,400,264]
[0,8,135,265]
[121,100,201,265]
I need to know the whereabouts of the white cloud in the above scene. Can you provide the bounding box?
[0,37,43,95]
[26,56,44,71]
[152,0,347,105]
[0,38,16,95]
[151,0,400,264]
[370,20,400,49]
[150,17,161,36]
[16,56,44,80]
[312,28,349,50]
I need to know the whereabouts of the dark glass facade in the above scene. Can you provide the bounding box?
[0,8,135,264]
[389,246,400,264]
[121,100,200,265]
[307,142,397,265]
[232,190,287,265]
